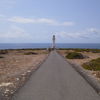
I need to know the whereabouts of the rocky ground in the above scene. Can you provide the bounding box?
[0,49,48,100]
[58,50,100,82]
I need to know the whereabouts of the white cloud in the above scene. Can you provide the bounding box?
[8,17,35,23]
[0,15,75,26]
[7,16,75,26]
[60,22,75,26]
[36,18,56,24]
[0,26,31,38]
[87,28,99,34]
[55,28,100,39]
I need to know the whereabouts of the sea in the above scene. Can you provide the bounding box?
[0,43,100,49]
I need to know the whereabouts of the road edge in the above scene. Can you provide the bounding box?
[57,51,100,95]
[11,52,51,100]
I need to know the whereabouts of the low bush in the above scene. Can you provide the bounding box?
[24,52,38,55]
[0,50,8,54]
[58,48,100,53]
[91,49,100,53]
[74,49,90,52]
[74,49,100,53]
[0,56,4,58]
[82,58,100,71]
[66,52,84,59]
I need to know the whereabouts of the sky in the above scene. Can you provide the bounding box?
[0,0,100,43]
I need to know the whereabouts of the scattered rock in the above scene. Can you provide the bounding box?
[0,83,13,87]
[0,49,47,99]
[16,78,19,81]
[27,70,31,73]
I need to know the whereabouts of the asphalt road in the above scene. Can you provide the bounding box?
[12,51,100,100]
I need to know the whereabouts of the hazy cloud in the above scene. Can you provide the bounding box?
[7,16,75,26]
[87,28,99,34]
[55,28,100,39]
[0,26,31,38]
[8,17,35,23]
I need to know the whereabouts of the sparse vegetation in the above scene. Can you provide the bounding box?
[74,49,100,53]
[82,58,100,71]
[0,50,8,54]
[66,52,84,59]
[0,49,47,99]
[58,48,100,53]
[24,52,38,55]
[0,56,4,58]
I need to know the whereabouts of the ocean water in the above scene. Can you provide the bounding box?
[0,43,100,49]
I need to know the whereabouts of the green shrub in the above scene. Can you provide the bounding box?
[74,49,100,53]
[74,49,89,52]
[91,49,100,53]
[82,58,100,71]
[24,52,38,55]
[66,52,84,59]
[58,48,100,53]
[0,56,4,58]
[0,50,8,54]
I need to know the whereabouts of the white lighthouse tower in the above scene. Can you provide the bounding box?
[52,35,56,50]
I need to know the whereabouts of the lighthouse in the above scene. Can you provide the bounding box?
[52,35,56,50]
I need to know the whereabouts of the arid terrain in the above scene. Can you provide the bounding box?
[0,49,48,99]
[58,49,100,82]
[0,49,100,99]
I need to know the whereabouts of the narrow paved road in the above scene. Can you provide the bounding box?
[12,51,100,100]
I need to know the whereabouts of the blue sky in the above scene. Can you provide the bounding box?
[0,0,100,43]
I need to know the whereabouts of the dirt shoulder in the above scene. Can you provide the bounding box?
[0,49,48,100]
[58,49,100,83]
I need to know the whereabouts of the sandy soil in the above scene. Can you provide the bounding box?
[58,50,100,82]
[0,49,48,99]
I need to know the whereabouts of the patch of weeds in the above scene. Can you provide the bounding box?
[24,52,38,55]
[0,56,4,58]
[74,49,100,53]
[66,52,84,59]
[82,58,100,71]
[0,50,8,54]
